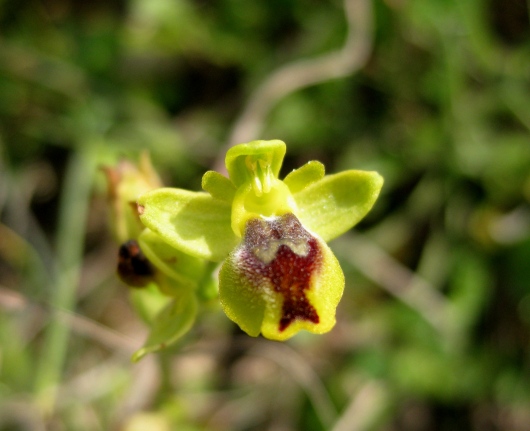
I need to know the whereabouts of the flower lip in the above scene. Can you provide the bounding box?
[238,213,322,332]
[245,214,311,264]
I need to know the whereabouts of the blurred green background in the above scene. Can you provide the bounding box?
[1,0,530,430]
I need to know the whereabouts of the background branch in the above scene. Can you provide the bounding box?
[216,0,373,172]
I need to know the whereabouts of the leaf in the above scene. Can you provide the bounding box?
[137,188,239,261]
[132,289,198,362]
[293,170,384,242]
[129,283,172,325]
[283,160,325,193]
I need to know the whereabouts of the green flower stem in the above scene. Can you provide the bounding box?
[35,146,97,413]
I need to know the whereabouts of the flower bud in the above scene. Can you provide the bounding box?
[102,152,162,243]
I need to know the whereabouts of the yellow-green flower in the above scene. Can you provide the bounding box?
[137,140,383,340]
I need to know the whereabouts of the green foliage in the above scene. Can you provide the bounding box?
[1,0,530,429]
[131,289,198,363]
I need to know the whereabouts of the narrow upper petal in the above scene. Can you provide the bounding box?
[283,160,325,193]
[201,170,236,202]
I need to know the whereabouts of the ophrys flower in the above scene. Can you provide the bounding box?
[137,140,383,340]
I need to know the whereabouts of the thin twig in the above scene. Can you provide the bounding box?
[331,381,390,431]
[0,287,140,354]
[332,232,449,332]
[249,342,338,429]
[217,0,373,171]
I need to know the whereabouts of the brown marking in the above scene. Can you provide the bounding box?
[137,203,145,215]
[117,239,155,287]
[239,214,321,331]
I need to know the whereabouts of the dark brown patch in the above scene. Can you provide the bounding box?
[240,214,321,331]
[117,239,155,287]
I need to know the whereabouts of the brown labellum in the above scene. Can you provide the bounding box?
[117,239,155,287]
[239,213,322,331]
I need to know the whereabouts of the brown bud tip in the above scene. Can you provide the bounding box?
[117,239,155,287]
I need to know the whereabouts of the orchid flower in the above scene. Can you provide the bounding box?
[137,140,383,341]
